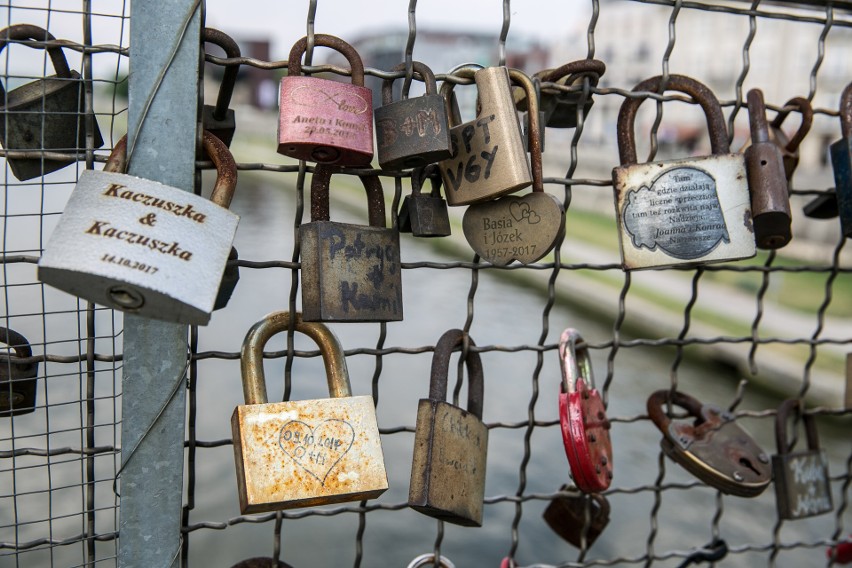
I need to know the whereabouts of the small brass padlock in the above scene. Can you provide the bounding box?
[542,485,610,549]
[231,311,388,513]
[0,327,39,417]
[398,164,451,237]
[408,329,488,527]
[829,82,852,239]
[202,28,241,147]
[0,24,104,181]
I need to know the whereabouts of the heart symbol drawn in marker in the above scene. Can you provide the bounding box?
[278,419,355,485]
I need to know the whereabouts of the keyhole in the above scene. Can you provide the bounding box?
[760,159,767,166]
[739,456,761,476]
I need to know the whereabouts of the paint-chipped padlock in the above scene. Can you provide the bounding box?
[409,329,488,527]
[647,389,771,497]
[375,61,452,170]
[38,131,239,326]
[744,88,791,250]
[0,24,104,181]
[231,311,388,513]
[439,66,532,206]
[542,485,610,549]
[829,82,852,239]
[398,164,451,237]
[300,166,402,322]
[558,329,612,493]
[202,28,241,147]
[612,75,755,270]
[278,34,373,165]
[772,398,833,520]
[0,327,38,417]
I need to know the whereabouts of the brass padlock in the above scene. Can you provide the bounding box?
[0,327,38,417]
[300,166,402,322]
[202,28,241,147]
[0,24,104,181]
[398,164,451,237]
[829,82,852,239]
[439,66,532,206]
[612,75,755,270]
[542,485,610,549]
[772,398,833,520]
[408,329,487,527]
[231,311,388,513]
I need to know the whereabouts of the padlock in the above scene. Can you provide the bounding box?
[462,69,564,266]
[231,311,388,513]
[514,59,606,128]
[202,28,241,147]
[213,245,240,311]
[398,164,451,237]
[542,485,610,548]
[646,389,771,497]
[0,24,104,181]
[375,61,452,170]
[769,96,812,183]
[439,66,532,206]
[803,190,839,220]
[38,131,240,326]
[278,34,372,165]
[744,88,792,250]
[406,554,455,568]
[300,165,402,322]
[557,329,612,493]
[230,559,294,568]
[0,327,38,417]
[772,398,833,520]
[829,82,852,239]
[612,75,755,270]
[408,329,488,527]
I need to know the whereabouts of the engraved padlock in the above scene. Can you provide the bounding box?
[202,28,241,147]
[462,69,564,266]
[514,59,606,128]
[829,82,852,239]
[542,485,610,549]
[0,24,104,181]
[38,131,240,326]
[439,66,532,206]
[0,327,39,417]
[647,389,771,497]
[300,166,402,322]
[398,164,451,237]
[231,311,388,513]
[612,75,755,270]
[772,398,833,520]
[375,61,452,170]
[408,329,488,527]
[558,329,612,493]
[277,34,373,165]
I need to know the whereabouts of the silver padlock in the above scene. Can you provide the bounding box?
[38,132,240,325]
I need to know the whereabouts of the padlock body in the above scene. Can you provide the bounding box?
[38,170,239,325]
[375,95,452,170]
[542,489,609,548]
[213,246,240,311]
[300,221,402,322]
[231,395,388,514]
[745,142,791,250]
[277,76,373,165]
[0,71,104,181]
[407,193,451,237]
[558,381,612,493]
[612,154,755,270]
[0,359,38,417]
[543,92,594,129]
[772,450,832,519]
[408,399,488,526]
[829,136,852,238]
[202,104,236,148]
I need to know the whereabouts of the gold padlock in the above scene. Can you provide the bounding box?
[231,311,388,514]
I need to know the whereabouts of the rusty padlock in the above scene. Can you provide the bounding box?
[558,329,612,493]
[772,398,833,520]
[770,97,812,184]
[744,88,792,250]
[542,485,610,549]
[612,75,755,270]
[398,164,451,237]
[515,59,606,128]
[830,82,852,239]
[408,329,487,527]
[647,389,771,497]
[202,28,241,147]
[277,34,372,165]
[231,311,388,513]
[38,131,239,326]
[0,327,38,417]
[375,61,452,170]
[0,24,104,181]
[300,166,402,322]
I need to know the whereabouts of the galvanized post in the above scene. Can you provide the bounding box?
[119,2,200,567]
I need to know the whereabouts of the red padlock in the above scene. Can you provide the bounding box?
[558,328,612,493]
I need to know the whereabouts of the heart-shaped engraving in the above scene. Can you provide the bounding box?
[278,419,355,485]
[463,192,565,266]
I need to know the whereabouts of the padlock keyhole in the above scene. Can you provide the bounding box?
[739,456,761,476]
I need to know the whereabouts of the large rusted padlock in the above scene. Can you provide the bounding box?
[38,131,239,325]
[0,24,104,181]
[300,166,402,322]
[277,34,373,165]
[0,327,39,417]
[375,61,452,170]
[558,329,612,493]
[612,75,755,270]
[772,398,833,520]
[647,389,771,497]
[408,329,487,527]
[202,28,241,147]
[398,164,451,237]
[542,485,610,549]
[829,82,852,239]
[231,311,388,513]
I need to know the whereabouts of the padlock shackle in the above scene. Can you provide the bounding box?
[428,329,484,420]
[616,74,729,166]
[411,164,443,198]
[203,130,238,209]
[537,58,606,89]
[0,327,33,362]
[0,24,71,102]
[774,398,820,456]
[240,311,351,406]
[508,68,543,194]
[771,96,813,154]
[382,61,437,105]
[558,328,594,394]
[746,89,770,145]
[103,136,128,174]
[203,28,241,122]
[440,66,479,128]
[287,34,365,87]
[310,165,386,227]
[840,82,852,141]
[646,389,705,432]
[406,553,456,568]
